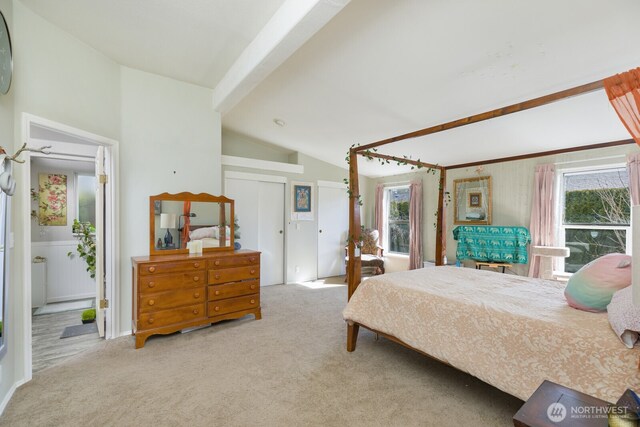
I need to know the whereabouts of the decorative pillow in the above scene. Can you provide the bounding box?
[564,253,632,312]
[361,229,379,255]
[189,226,216,241]
[607,286,640,348]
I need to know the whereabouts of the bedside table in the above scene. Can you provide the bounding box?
[513,381,611,426]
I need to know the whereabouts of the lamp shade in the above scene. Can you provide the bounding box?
[160,213,177,229]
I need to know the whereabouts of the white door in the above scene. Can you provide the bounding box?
[317,185,349,278]
[94,146,105,337]
[258,182,285,286]
[225,177,285,286]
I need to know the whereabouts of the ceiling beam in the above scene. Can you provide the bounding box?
[444,138,635,170]
[358,151,442,170]
[212,0,351,114]
[356,79,605,152]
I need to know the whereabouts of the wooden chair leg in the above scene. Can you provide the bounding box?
[347,323,359,352]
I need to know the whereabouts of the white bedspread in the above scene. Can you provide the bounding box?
[343,266,640,401]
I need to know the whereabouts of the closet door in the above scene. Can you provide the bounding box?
[225,177,285,286]
[258,182,285,286]
[317,184,349,278]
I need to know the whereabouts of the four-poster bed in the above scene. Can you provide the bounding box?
[344,72,640,402]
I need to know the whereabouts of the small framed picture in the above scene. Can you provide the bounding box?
[154,200,162,215]
[294,185,312,212]
[468,192,482,208]
[291,181,314,221]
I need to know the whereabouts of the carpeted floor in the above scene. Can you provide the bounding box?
[1,281,522,426]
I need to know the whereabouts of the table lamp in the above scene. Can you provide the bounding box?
[160,213,177,248]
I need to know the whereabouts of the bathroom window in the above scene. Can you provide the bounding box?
[76,174,96,226]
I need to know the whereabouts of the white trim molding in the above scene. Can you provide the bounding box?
[222,155,303,174]
[317,180,347,189]
[224,170,287,184]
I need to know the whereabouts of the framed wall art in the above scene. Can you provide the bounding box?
[291,182,314,221]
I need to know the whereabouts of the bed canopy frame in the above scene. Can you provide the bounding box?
[346,77,636,300]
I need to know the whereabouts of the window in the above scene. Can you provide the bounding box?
[385,186,410,254]
[76,174,97,226]
[559,167,630,273]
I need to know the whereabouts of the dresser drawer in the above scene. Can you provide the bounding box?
[208,280,259,301]
[139,260,205,276]
[208,294,260,317]
[138,303,205,329]
[139,287,206,313]
[208,266,259,284]
[209,254,259,269]
[139,271,205,293]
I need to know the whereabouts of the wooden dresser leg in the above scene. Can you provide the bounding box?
[347,323,359,352]
[135,334,148,349]
[254,308,262,320]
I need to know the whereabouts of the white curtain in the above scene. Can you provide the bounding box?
[528,164,556,278]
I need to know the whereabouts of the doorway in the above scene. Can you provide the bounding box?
[317,182,349,278]
[224,173,285,286]
[20,114,119,381]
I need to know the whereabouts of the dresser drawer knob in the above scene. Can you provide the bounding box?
[148,299,155,306]
[194,292,200,298]
[194,262,200,268]
[214,260,220,266]
[250,299,255,304]
[193,276,200,282]
[249,257,255,262]
[214,306,220,312]
[148,282,155,288]
[148,318,154,324]
[193,309,199,315]
[214,290,220,296]
[250,269,256,274]
[250,284,256,290]
[148,266,156,273]
[215,274,220,280]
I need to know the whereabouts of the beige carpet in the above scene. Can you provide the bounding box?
[1,280,522,426]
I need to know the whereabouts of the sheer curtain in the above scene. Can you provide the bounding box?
[409,180,423,270]
[375,184,384,245]
[627,152,640,205]
[528,164,556,278]
[604,67,640,146]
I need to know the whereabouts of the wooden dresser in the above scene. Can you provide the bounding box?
[132,249,261,348]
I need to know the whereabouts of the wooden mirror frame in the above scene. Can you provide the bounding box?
[149,192,234,256]
[453,176,492,225]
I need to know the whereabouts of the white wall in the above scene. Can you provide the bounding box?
[119,66,221,331]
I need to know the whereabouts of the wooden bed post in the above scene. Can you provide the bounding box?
[435,168,446,266]
[347,149,362,300]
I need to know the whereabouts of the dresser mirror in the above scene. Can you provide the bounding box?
[149,192,234,256]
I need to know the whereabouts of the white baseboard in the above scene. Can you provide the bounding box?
[46,293,95,304]
[0,379,26,416]
[119,330,132,337]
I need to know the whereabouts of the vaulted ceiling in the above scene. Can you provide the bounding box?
[21,0,640,177]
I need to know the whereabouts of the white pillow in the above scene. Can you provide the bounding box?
[607,286,640,349]
[189,226,216,241]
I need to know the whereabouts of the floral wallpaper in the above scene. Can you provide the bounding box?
[38,174,67,226]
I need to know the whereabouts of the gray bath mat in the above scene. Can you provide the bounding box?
[60,323,98,339]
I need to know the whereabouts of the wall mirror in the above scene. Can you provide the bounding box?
[149,192,234,256]
[0,192,9,359]
[453,176,492,225]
